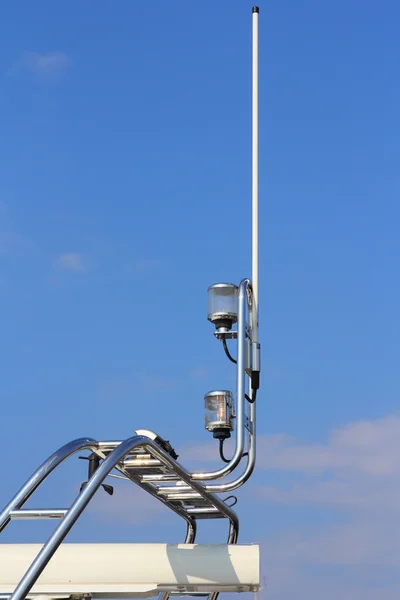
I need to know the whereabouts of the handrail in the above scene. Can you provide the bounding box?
[10,434,238,600]
[141,442,238,543]
[0,437,98,535]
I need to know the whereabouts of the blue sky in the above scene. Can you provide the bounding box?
[1,1,399,598]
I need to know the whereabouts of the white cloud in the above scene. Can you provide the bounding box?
[259,416,400,597]
[184,415,400,478]
[259,514,400,600]
[181,415,400,598]
[256,414,400,476]
[260,553,400,600]
[54,252,89,272]
[22,51,70,76]
[77,415,400,598]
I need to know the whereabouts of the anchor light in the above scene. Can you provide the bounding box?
[204,390,235,439]
[207,283,238,333]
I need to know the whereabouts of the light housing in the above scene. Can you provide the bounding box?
[204,390,235,439]
[207,283,238,332]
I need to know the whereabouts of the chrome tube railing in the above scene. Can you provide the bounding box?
[192,279,257,482]
[10,435,239,600]
[0,437,98,535]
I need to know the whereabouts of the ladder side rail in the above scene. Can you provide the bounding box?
[114,445,238,542]
[10,434,209,600]
[141,423,255,492]
[0,438,98,535]
[10,434,149,600]
[143,443,238,543]
[112,464,198,540]
[116,457,237,543]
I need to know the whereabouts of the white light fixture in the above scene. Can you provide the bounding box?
[204,390,235,439]
[207,283,238,333]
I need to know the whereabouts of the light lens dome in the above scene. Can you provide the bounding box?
[207,283,238,328]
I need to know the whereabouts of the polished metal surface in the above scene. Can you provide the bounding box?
[119,279,258,493]
[7,434,238,600]
[0,438,98,535]
[192,278,251,481]
[134,279,257,494]
[2,276,258,599]
[122,458,162,467]
[2,9,262,600]
[9,509,67,520]
[141,473,181,482]
[186,507,219,515]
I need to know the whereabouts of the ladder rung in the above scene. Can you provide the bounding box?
[123,458,162,468]
[141,473,181,482]
[185,507,223,519]
[9,509,68,520]
[157,490,202,499]
[163,494,212,508]
[125,452,153,460]
[157,485,191,494]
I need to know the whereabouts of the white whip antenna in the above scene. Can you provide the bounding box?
[252,6,259,317]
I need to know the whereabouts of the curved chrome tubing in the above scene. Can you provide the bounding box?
[3,4,261,597]
[157,400,256,495]
[140,278,258,493]
[191,279,252,481]
[8,435,238,600]
[0,437,98,534]
[205,399,256,493]
[189,277,258,491]
[96,279,259,494]
[2,277,258,600]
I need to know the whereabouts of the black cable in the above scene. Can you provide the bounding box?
[219,439,248,463]
[222,338,237,364]
[246,389,257,404]
[223,495,238,508]
[222,338,259,405]
[222,336,259,404]
[219,439,230,463]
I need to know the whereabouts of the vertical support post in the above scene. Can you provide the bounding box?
[252,7,259,318]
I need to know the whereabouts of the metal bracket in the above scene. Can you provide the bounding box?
[245,340,260,376]
[244,416,253,434]
[214,330,237,340]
